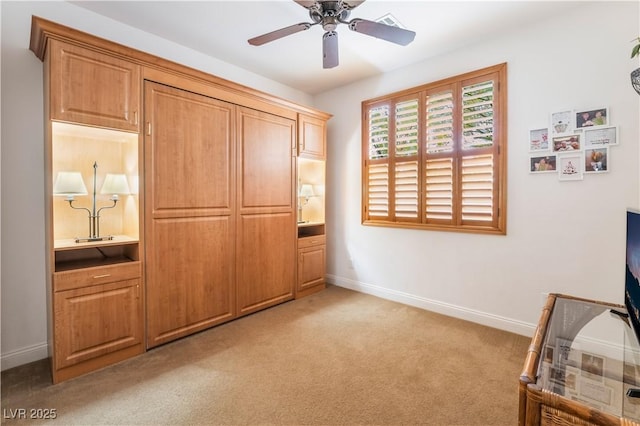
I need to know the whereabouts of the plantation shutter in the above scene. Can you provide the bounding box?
[366,104,390,219]
[425,89,454,223]
[460,77,497,226]
[394,99,419,221]
[361,63,506,234]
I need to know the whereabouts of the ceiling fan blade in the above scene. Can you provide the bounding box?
[294,0,317,8]
[343,1,366,10]
[248,22,313,46]
[348,19,416,46]
[323,31,339,69]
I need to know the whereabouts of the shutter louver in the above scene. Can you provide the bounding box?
[426,91,454,154]
[368,163,389,218]
[395,160,419,219]
[461,154,493,222]
[425,158,453,221]
[462,80,494,150]
[395,100,419,157]
[369,106,389,160]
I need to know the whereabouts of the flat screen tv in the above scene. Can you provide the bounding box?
[625,209,640,345]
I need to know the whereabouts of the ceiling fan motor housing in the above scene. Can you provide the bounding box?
[309,1,352,31]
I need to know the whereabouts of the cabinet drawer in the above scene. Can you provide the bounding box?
[298,235,325,249]
[53,261,141,292]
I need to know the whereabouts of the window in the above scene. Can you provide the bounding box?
[362,63,507,234]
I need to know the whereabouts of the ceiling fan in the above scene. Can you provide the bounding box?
[248,0,416,69]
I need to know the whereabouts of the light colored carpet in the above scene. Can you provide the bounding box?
[1,285,530,425]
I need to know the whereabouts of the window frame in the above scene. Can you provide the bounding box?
[361,63,507,235]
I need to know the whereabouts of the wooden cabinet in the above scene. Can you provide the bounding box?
[298,113,326,159]
[296,112,328,298]
[50,241,143,383]
[47,119,142,384]
[53,264,142,375]
[297,234,326,297]
[30,16,330,382]
[49,39,140,132]
[145,84,297,344]
[33,28,143,383]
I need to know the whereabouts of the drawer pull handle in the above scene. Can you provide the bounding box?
[93,274,111,279]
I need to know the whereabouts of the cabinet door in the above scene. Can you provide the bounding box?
[144,81,236,348]
[54,278,142,370]
[298,244,326,292]
[298,113,326,159]
[237,107,296,315]
[49,39,140,132]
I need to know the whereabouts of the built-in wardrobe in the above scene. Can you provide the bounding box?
[30,16,330,383]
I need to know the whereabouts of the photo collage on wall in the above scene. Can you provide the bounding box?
[528,107,619,180]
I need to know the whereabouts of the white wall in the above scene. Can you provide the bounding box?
[315,1,640,336]
[0,1,312,370]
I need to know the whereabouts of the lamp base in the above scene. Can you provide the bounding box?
[75,235,114,243]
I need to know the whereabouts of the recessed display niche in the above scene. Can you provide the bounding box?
[51,122,139,271]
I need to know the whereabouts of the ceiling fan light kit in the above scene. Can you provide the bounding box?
[248,0,416,69]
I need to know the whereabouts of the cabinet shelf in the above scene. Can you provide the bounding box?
[298,223,325,238]
[54,235,138,251]
[54,255,137,272]
[54,236,139,272]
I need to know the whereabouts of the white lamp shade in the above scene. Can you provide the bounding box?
[299,184,315,197]
[298,183,316,197]
[53,171,88,196]
[100,174,130,195]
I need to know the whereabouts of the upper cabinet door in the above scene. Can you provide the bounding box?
[298,113,326,160]
[49,40,140,132]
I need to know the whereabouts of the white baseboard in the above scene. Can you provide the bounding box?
[1,342,49,371]
[326,274,537,338]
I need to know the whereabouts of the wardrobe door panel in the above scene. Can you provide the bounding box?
[147,83,233,216]
[145,81,235,348]
[236,107,296,315]
[146,217,234,347]
[237,213,296,315]
[238,108,295,212]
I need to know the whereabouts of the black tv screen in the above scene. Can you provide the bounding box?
[625,209,640,344]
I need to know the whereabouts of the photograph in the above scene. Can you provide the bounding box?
[529,128,549,151]
[565,369,577,391]
[584,148,608,173]
[584,126,617,148]
[558,154,584,181]
[544,345,555,364]
[550,366,566,384]
[552,134,581,152]
[551,110,573,135]
[530,155,556,173]
[581,352,605,381]
[576,108,608,128]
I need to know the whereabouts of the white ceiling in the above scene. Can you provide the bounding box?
[70,0,581,95]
